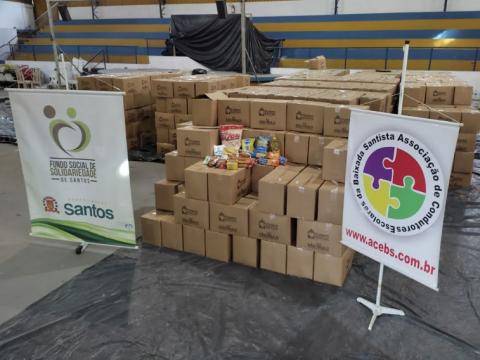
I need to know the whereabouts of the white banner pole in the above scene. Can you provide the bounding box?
[397,40,410,115]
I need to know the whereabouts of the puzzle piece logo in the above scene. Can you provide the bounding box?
[363,147,426,220]
[351,130,445,236]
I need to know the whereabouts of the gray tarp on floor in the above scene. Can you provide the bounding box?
[0,165,478,359]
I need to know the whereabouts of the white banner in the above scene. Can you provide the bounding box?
[342,109,459,290]
[8,89,136,248]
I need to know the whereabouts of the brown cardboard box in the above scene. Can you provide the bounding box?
[242,128,285,154]
[174,114,192,127]
[174,80,196,98]
[404,83,426,107]
[151,79,174,98]
[208,167,251,205]
[287,246,314,279]
[176,126,219,158]
[95,75,114,91]
[155,112,175,129]
[184,162,209,201]
[124,109,140,124]
[286,101,324,134]
[249,203,293,245]
[453,151,474,173]
[285,132,310,164]
[157,142,175,154]
[323,105,354,138]
[403,106,429,119]
[461,110,480,134]
[195,79,219,97]
[449,172,472,189]
[250,99,287,130]
[425,84,454,105]
[260,240,287,274]
[210,197,256,236]
[429,108,462,123]
[308,135,336,166]
[454,85,473,105]
[313,248,354,286]
[185,156,199,168]
[156,127,169,144]
[169,129,177,144]
[232,236,259,267]
[323,139,348,182]
[155,179,182,212]
[173,192,209,229]
[287,166,323,220]
[77,75,96,90]
[165,151,186,181]
[251,164,275,194]
[183,225,206,256]
[317,181,344,225]
[166,98,188,114]
[235,74,251,87]
[258,164,305,215]
[192,92,227,126]
[140,210,164,247]
[297,220,345,256]
[113,76,142,94]
[155,98,167,112]
[205,230,231,262]
[456,133,476,152]
[161,214,183,251]
[218,98,251,127]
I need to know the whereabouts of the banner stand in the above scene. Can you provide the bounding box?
[75,241,89,255]
[356,40,410,331]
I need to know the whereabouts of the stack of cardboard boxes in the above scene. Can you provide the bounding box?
[77,71,183,150]
[152,74,250,154]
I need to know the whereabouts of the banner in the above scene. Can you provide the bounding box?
[8,89,136,248]
[342,109,459,290]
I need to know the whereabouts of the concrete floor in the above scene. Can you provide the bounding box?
[0,143,162,325]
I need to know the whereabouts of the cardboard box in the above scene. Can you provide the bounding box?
[76,75,96,90]
[425,85,454,105]
[157,142,175,154]
[287,166,323,220]
[166,98,188,114]
[258,164,305,215]
[155,98,167,112]
[461,110,480,134]
[260,240,287,274]
[250,99,287,130]
[161,214,183,251]
[285,132,310,164]
[155,112,175,129]
[113,76,141,94]
[456,133,476,152]
[429,108,462,123]
[286,101,324,134]
[449,172,472,189]
[251,164,275,194]
[195,79,219,97]
[156,127,169,144]
[454,85,473,105]
[232,236,259,268]
[165,151,185,181]
[242,128,285,154]
[453,151,474,173]
[174,80,196,98]
[124,108,140,124]
[184,162,209,201]
[323,105,353,138]
[218,98,251,127]
[183,225,206,256]
[151,79,174,98]
[205,230,231,262]
[155,179,182,212]
[140,210,164,246]
[210,197,256,236]
[287,246,314,279]
[173,192,209,229]
[192,93,227,126]
[208,167,251,205]
[313,248,354,286]
[177,126,219,158]
[323,139,348,182]
[95,75,114,91]
[249,203,293,245]
[317,181,344,225]
[174,113,192,127]
[403,106,429,119]
[297,220,345,256]
[169,128,177,144]
[308,135,336,166]
[403,83,426,107]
